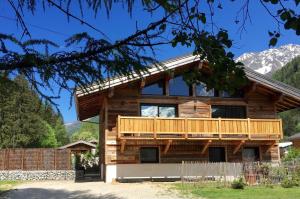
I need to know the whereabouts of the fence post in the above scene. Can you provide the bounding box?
[54,149,57,170]
[21,149,24,170]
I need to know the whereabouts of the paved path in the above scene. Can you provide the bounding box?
[2,181,186,199]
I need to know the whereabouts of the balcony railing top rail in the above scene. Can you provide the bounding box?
[117,116,283,141]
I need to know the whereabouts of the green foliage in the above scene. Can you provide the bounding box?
[0,75,68,148]
[283,148,300,162]
[273,56,300,137]
[231,177,246,189]
[71,121,99,142]
[281,177,295,188]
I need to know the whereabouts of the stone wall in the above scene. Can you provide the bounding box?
[0,170,75,181]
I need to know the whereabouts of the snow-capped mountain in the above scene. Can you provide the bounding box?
[236,44,300,75]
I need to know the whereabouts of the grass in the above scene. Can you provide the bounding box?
[173,182,300,199]
[0,181,21,195]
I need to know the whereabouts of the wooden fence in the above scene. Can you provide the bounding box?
[0,148,72,170]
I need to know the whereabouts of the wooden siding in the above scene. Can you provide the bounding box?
[101,82,281,166]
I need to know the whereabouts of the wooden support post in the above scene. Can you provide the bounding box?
[117,115,121,139]
[201,140,212,155]
[247,118,251,140]
[279,119,283,139]
[163,140,172,155]
[120,140,126,154]
[265,141,277,154]
[153,117,157,139]
[233,140,245,154]
[218,117,222,139]
[184,118,188,139]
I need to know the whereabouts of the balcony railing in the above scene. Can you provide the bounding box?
[117,116,283,140]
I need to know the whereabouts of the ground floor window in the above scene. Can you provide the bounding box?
[242,147,260,162]
[140,147,159,163]
[209,147,226,162]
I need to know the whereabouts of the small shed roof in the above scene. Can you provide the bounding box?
[288,133,300,141]
[59,140,96,149]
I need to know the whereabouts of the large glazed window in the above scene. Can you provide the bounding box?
[140,104,176,117]
[242,147,260,162]
[141,80,164,95]
[196,82,215,97]
[169,75,190,96]
[209,147,226,162]
[211,105,246,118]
[140,147,159,163]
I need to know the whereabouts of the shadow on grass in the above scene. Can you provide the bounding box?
[1,188,124,199]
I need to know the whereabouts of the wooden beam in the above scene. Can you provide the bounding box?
[163,140,172,155]
[201,140,212,154]
[233,140,245,154]
[244,83,257,101]
[265,141,277,154]
[140,78,146,88]
[272,93,283,104]
[120,139,126,154]
[108,87,114,98]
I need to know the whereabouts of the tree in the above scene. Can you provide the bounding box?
[0,75,67,148]
[273,56,300,137]
[1,0,300,104]
[71,122,99,142]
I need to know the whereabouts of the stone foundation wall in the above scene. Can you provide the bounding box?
[0,170,75,181]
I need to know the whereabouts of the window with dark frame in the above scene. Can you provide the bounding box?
[209,147,226,162]
[211,105,247,119]
[169,75,191,96]
[141,80,164,95]
[140,104,177,117]
[242,147,260,162]
[140,147,159,163]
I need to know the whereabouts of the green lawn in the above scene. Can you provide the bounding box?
[0,181,21,195]
[174,183,300,199]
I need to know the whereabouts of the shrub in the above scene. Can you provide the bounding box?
[281,177,294,188]
[231,177,246,189]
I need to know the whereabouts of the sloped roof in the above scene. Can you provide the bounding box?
[75,53,300,120]
[59,140,96,149]
[288,133,300,141]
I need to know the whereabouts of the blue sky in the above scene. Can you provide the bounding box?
[1,1,299,123]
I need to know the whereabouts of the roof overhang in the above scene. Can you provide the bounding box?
[75,54,300,121]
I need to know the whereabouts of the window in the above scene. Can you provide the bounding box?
[141,80,164,95]
[140,104,176,117]
[219,90,244,98]
[211,105,246,118]
[140,147,159,163]
[209,147,226,162]
[196,82,215,97]
[242,147,260,162]
[169,75,190,96]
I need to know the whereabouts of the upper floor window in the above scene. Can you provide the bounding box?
[141,80,164,95]
[169,75,190,96]
[196,83,215,97]
[211,105,246,118]
[219,90,244,98]
[140,104,177,117]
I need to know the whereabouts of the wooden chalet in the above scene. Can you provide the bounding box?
[75,54,300,182]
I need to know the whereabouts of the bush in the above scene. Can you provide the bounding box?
[281,177,295,188]
[231,177,246,189]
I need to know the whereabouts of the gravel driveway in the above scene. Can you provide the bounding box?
[1,181,185,199]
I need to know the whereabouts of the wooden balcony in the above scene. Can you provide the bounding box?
[117,116,283,141]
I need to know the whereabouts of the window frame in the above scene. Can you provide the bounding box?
[208,147,227,162]
[140,103,178,117]
[242,147,260,162]
[168,75,192,97]
[140,147,160,163]
[141,80,165,96]
[211,105,247,119]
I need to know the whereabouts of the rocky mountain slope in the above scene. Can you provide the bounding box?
[236,44,300,75]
